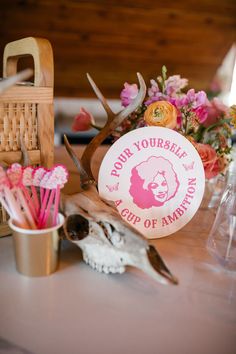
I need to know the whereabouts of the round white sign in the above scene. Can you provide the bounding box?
[98,127,205,239]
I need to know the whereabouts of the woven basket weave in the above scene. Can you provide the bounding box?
[0,37,54,236]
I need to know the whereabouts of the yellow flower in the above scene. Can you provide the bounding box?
[144,101,177,129]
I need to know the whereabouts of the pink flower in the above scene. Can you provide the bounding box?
[204,97,230,127]
[165,75,188,96]
[148,79,160,98]
[176,89,208,123]
[120,83,138,107]
[72,108,95,132]
[192,90,207,108]
[145,93,168,106]
[181,89,207,108]
[193,142,220,179]
[193,106,208,123]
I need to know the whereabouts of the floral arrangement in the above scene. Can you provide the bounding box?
[72,66,236,180]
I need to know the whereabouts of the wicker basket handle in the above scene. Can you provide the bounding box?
[3,37,53,87]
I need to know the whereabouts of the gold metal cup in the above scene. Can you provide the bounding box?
[8,214,65,277]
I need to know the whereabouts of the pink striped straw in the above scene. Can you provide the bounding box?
[15,188,37,229]
[22,167,39,217]
[7,164,37,226]
[40,189,56,228]
[0,166,29,228]
[0,191,12,216]
[32,167,47,213]
[4,186,30,228]
[53,184,61,226]
[47,165,68,226]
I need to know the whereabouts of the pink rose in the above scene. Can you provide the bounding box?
[120,83,138,107]
[72,108,95,132]
[193,143,220,179]
[204,97,229,127]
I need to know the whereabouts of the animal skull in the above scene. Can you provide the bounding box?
[61,73,178,285]
[61,184,178,284]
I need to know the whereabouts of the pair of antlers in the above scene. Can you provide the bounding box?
[64,73,146,188]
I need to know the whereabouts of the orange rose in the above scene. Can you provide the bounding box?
[193,142,220,179]
[144,101,177,129]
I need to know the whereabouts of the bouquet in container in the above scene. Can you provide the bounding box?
[114,66,235,180]
[72,66,236,180]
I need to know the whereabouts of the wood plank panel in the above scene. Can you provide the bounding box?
[0,0,235,98]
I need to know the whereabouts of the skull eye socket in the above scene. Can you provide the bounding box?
[64,214,89,240]
[100,222,124,247]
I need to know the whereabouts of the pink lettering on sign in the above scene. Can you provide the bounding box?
[144,218,158,229]
[129,156,179,209]
[161,177,197,227]
[121,208,141,225]
[110,148,133,177]
[98,126,205,239]
[133,138,187,159]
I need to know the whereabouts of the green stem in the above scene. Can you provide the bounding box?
[193,125,205,142]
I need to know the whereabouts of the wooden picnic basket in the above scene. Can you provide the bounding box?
[0,37,54,236]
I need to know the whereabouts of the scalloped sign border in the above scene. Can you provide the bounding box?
[98,127,205,239]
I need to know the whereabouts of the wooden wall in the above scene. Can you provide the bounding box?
[0,0,236,98]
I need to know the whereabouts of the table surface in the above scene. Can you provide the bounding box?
[0,145,236,354]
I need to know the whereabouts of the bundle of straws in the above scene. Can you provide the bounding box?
[0,163,68,229]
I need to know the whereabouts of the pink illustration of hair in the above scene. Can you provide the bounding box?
[129,156,180,209]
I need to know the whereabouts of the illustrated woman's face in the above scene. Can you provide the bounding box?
[148,173,168,202]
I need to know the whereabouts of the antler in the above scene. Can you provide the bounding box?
[64,72,146,188]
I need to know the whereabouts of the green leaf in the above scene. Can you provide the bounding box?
[205,118,231,133]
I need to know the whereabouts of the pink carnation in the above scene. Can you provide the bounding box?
[120,83,138,107]
[72,108,95,132]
